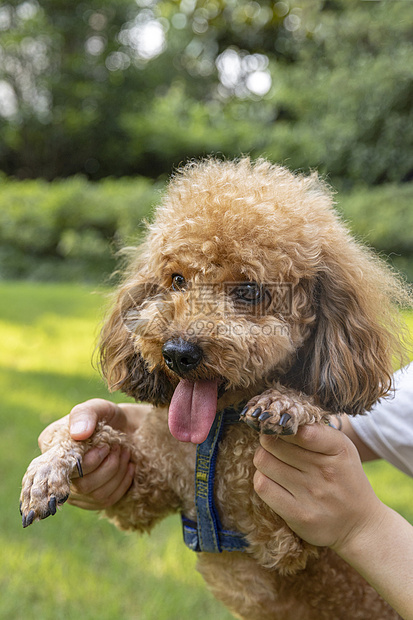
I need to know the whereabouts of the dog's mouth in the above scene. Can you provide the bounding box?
[168,378,219,444]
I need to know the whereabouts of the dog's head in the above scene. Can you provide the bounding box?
[99,158,409,443]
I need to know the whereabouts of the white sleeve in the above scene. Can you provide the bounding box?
[349,364,413,477]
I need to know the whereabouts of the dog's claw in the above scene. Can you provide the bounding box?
[251,407,262,418]
[48,497,57,515]
[23,509,35,528]
[240,406,249,417]
[58,493,69,505]
[279,413,292,427]
[279,413,294,435]
[76,457,83,478]
[258,411,271,422]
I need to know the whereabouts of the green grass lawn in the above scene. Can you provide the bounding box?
[1,281,412,619]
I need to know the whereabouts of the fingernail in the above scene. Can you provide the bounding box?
[70,419,88,436]
[98,445,110,458]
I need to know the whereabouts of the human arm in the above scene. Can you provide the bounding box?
[253,424,413,619]
[38,399,149,510]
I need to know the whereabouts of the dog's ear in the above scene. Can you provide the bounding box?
[295,242,408,415]
[98,279,172,406]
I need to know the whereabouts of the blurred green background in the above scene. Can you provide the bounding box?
[1,1,413,618]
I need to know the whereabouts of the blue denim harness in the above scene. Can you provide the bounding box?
[181,404,249,553]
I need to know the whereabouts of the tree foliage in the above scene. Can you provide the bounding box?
[0,0,412,184]
[0,173,412,282]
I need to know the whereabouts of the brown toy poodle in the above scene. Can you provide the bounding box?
[21,158,409,619]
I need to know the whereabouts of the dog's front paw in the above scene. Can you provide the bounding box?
[20,447,82,527]
[240,387,326,436]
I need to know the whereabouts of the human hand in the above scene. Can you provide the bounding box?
[38,399,147,510]
[253,423,384,553]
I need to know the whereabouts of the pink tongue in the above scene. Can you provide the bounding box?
[168,379,218,444]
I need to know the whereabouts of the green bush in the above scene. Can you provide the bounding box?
[0,175,160,282]
[1,175,412,283]
[337,183,413,282]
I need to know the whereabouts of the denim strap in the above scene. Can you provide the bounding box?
[181,516,248,552]
[181,404,249,554]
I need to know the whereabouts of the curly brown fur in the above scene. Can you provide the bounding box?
[21,158,411,619]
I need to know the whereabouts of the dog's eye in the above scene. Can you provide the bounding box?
[171,273,186,292]
[234,282,265,304]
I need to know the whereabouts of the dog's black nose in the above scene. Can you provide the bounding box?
[162,339,203,376]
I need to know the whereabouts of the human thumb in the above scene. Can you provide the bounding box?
[69,401,100,440]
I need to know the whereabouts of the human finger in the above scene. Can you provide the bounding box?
[69,399,128,440]
[86,451,134,506]
[70,444,111,479]
[68,461,135,510]
[69,455,135,510]
[261,423,348,458]
[70,445,133,495]
[253,445,304,495]
[257,435,311,472]
[253,466,298,520]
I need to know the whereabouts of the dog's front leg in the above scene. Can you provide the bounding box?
[241,384,331,436]
[20,419,182,532]
[102,427,183,533]
[20,421,133,527]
